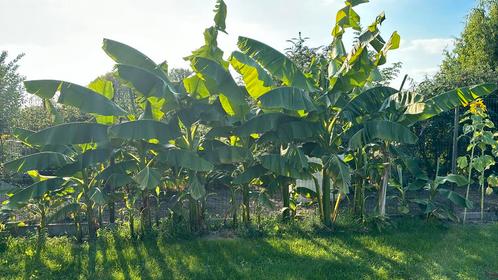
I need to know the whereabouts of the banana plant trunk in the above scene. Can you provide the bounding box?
[109,193,115,224]
[108,156,117,224]
[230,188,238,228]
[129,211,135,238]
[322,169,332,227]
[38,206,47,243]
[141,191,152,234]
[242,184,250,225]
[75,211,83,243]
[86,200,96,241]
[189,198,202,233]
[313,177,323,220]
[379,162,390,217]
[282,182,290,221]
[353,182,365,219]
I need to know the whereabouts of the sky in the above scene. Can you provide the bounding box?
[0,0,477,88]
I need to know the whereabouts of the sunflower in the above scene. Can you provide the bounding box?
[469,99,487,115]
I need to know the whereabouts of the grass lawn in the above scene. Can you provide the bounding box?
[1,220,497,280]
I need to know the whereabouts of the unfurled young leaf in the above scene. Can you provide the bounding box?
[133,167,162,191]
[213,0,227,33]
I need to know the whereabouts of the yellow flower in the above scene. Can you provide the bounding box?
[469,99,486,115]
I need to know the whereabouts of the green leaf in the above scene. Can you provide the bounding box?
[343,86,398,119]
[186,27,227,68]
[327,155,351,194]
[55,149,112,176]
[189,174,206,200]
[203,141,251,164]
[0,181,16,195]
[438,189,473,208]
[229,51,274,99]
[235,113,296,137]
[385,31,400,51]
[115,64,175,102]
[259,87,316,112]
[89,187,106,205]
[96,160,138,181]
[276,121,318,142]
[24,80,127,116]
[260,154,307,179]
[108,120,180,143]
[435,174,469,187]
[233,165,267,185]
[457,156,468,169]
[472,155,495,173]
[23,79,61,99]
[107,174,135,188]
[191,57,249,117]
[183,75,210,99]
[88,77,114,100]
[159,149,214,172]
[26,122,109,146]
[237,37,316,91]
[413,83,497,122]
[133,167,162,191]
[349,120,418,148]
[102,39,169,81]
[346,0,369,6]
[7,178,65,207]
[43,99,64,124]
[11,127,35,144]
[4,152,72,173]
[88,78,118,125]
[213,0,227,33]
[332,5,361,37]
[47,203,80,223]
[381,91,425,114]
[487,175,498,187]
[486,187,494,195]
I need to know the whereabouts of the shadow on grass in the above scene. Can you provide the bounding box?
[111,231,132,280]
[142,234,175,278]
[8,221,498,279]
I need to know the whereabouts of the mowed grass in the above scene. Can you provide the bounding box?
[1,220,497,280]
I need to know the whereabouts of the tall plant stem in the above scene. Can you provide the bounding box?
[242,184,250,225]
[332,193,342,222]
[141,191,152,234]
[108,156,116,224]
[313,176,323,220]
[282,182,290,221]
[86,200,96,241]
[379,142,390,217]
[230,188,237,228]
[322,169,332,227]
[129,210,135,239]
[463,145,476,223]
[480,169,485,221]
[38,205,47,244]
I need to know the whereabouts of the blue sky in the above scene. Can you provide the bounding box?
[0,0,477,87]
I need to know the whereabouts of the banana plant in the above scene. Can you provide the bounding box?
[1,172,74,241]
[346,82,497,218]
[411,159,472,222]
[102,14,227,232]
[3,120,116,240]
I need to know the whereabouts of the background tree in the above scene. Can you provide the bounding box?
[414,0,498,177]
[0,51,25,163]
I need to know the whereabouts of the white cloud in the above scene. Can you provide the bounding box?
[386,37,455,86]
[399,38,455,55]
